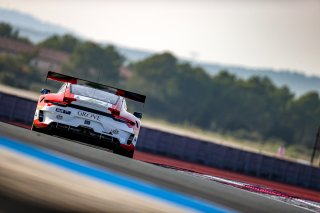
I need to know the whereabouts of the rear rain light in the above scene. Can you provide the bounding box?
[127,134,134,145]
[38,110,44,122]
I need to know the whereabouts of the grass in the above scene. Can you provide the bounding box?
[142,116,316,165]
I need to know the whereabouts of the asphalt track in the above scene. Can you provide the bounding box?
[0,122,313,212]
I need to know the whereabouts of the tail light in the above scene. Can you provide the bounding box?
[63,97,76,103]
[44,100,53,106]
[108,108,120,116]
[114,118,135,126]
[44,100,67,107]
[128,120,135,126]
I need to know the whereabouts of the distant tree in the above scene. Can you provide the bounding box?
[128,52,178,117]
[128,52,212,122]
[39,34,80,53]
[0,22,17,37]
[130,52,177,81]
[0,54,41,89]
[0,22,31,43]
[64,41,124,84]
[288,92,320,148]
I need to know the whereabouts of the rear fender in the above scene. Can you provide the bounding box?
[40,85,76,105]
[33,119,49,128]
[119,110,139,130]
[120,143,135,152]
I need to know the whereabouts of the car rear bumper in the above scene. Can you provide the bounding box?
[36,122,121,151]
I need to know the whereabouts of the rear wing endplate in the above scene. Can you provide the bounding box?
[46,71,146,103]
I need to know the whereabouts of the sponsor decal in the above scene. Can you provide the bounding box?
[56,108,71,115]
[112,129,119,135]
[77,111,101,121]
[56,114,63,120]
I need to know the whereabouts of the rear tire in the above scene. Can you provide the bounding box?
[127,150,134,158]
[31,124,42,133]
[31,124,50,134]
[113,145,134,158]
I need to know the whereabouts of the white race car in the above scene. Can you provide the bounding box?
[32,71,146,158]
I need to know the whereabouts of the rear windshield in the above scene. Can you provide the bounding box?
[71,84,119,105]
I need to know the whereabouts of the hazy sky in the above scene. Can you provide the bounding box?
[0,0,319,75]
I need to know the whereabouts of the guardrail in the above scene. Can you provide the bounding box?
[0,91,319,191]
[0,92,36,125]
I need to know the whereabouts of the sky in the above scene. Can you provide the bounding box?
[0,0,319,76]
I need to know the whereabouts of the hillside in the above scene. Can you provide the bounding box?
[202,63,320,96]
[0,8,73,42]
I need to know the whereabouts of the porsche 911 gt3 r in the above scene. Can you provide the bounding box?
[32,71,146,158]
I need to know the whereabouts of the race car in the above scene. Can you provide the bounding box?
[32,71,146,158]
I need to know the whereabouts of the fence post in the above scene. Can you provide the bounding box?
[311,127,320,166]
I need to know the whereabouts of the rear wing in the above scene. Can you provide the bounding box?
[46,71,146,103]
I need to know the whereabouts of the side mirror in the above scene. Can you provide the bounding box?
[41,88,51,94]
[133,112,142,119]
